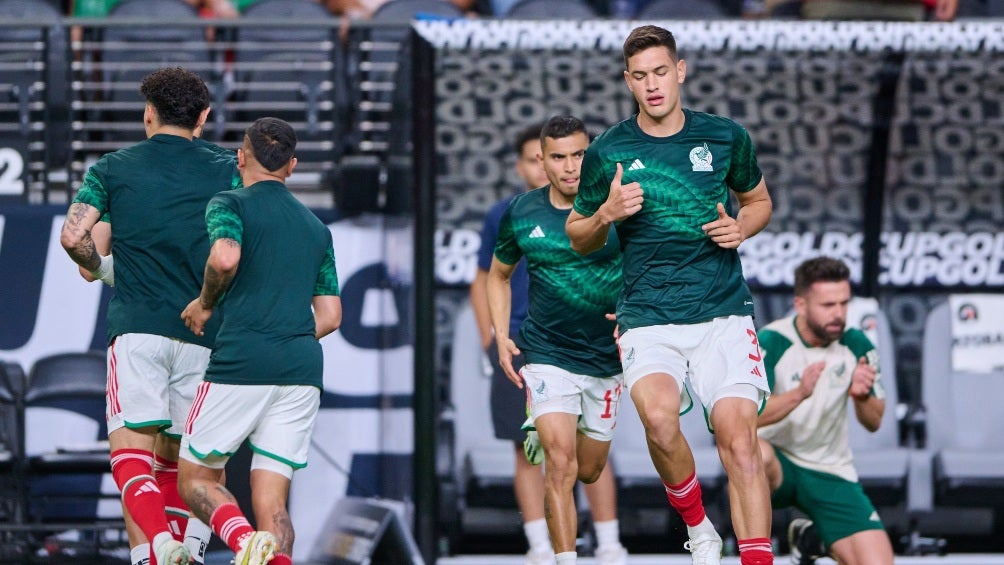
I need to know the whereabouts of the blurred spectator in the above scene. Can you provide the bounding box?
[324,0,477,19]
[797,0,958,21]
[70,0,240,18]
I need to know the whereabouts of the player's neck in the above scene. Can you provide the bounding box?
[794,316,832,348]
[636,108,685,138]
[547,185,574,209]
[148,125,194,140]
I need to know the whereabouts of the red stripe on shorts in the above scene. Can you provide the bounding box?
[185,381,211,435]
[107,340,121,415]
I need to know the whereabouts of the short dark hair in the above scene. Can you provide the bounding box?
[540,115,587,146]
[793,256,850,296]
[623,25,678,68]
[514,122,543,156]
[245,117,297,172]
[139,67,209,130]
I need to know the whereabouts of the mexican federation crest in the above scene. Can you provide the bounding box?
[690,143,713,172]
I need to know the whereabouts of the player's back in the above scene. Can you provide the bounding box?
[206,181,333,387]
[98,134,239,347]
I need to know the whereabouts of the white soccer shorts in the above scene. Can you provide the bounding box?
[521,363,624,442]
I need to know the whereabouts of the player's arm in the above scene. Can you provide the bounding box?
[194,238,240,313]
[850,357,884,432]
[735,179,771,242]
[757,359,824,427]
[567,162,642,254]
[313,295,342,339]
[182,198,241,336]
[485,256,522,387]
[703,179,772,249]
[313,240,342,339]
[78,221,112,283]
[469,268,493,350]
[60,202,104,274]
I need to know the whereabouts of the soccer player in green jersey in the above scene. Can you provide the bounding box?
[485,115,632,565]
[178,117,341,565]
[566,25,774,565]
[61,67,241,565]
[471,123,628,564]
[757,257,893,565]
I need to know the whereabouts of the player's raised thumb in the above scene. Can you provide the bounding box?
[613,162,624,185]
[716,202,729,218]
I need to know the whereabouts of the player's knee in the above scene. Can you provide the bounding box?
[718,432,761,476]
[578,464,602,484]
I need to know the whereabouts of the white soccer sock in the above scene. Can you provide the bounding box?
[184,517,213,563]
[555,551,577,563]
[687,515,716,537]
[593,519,621,549]
[523,518,552,552]
[130,543,150,565]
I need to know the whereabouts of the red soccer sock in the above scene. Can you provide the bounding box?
[111,449,172,543]
[663,471,706,527]
[154,453,188,542]
[738,537,774,565]
[210,503,255,554]
[271,554,293,565]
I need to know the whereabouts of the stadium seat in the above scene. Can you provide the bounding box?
[837,298,913,508]
[503,0,597,19]
[234,0,345,180]
[636,0,730,19]
[371,0,467,21]
[0,0,62,196]
[348,0,465,155]
[91,0,212,143]
[0,361,25,526]
[22,352,120,526]
[922,297,1004,510]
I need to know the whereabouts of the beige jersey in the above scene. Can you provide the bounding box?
[756,316,883,482]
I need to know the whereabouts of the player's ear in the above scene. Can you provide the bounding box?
[677,59,687,83]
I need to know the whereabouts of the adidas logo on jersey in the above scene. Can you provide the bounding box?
[529,225,545,238]
[627,158,645,171]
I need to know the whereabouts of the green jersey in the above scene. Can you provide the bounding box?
[574,109,762,330]
[757,316,883,482]
[495,186,622,378]
[203,181,339,388]
[73,134,241,348]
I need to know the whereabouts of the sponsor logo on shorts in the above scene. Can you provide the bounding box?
[622,347,635,369]
[532,380,547,403]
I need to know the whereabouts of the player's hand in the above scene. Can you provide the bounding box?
[605,312,619,339]
[797,360,824,400]
[496,337,524,388]
[702,203,743,249]
[849,356,876,400]
[598,162,643,224]
[181,298,214,337]
[78,265,97,282]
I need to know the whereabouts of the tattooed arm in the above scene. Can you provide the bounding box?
[181,237,241,336]
[59,202,103,272]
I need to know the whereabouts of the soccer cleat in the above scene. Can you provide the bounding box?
[788,518,823,565]
[234,531,278,565]
[523,430,543,465]
[684,527,723,565]
[520,416,535,432]
[520,416,543,465]
[154,539,192,565]
[595,542,629,565]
